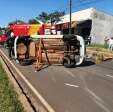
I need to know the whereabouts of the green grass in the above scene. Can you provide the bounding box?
[0,63,23,112]
[87,43,107,49]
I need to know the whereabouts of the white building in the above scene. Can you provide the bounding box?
[57,8,113,44]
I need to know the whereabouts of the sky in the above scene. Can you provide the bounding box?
[0,0,113,27]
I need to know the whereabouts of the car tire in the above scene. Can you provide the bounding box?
[63,56,76,68]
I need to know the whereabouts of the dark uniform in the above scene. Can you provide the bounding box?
[6,31,14,59]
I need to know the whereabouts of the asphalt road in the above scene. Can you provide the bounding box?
[1,47,113,112]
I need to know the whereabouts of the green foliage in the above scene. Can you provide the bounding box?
[0,28,6,35]
[28,19,40,24]
[87,43,107,49]
[0,63,23,112]
[49,11,65,23]
[36,11,65,23]
[38,12,49,23]
[0,30,3,35]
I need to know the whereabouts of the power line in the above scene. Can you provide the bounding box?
[53,0,106,14]
[72,0,106,9]
[50,2,69,13]
[41,0,107,17]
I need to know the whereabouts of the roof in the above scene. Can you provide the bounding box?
[57,8,93,24]
[57,7,113,24]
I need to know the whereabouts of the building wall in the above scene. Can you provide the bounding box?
[57,8,113,44]
[90,9,113,44]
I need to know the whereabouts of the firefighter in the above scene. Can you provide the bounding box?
[6,30,15,59]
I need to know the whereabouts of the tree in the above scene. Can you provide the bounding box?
[0,27,6,35]
[36,11,65,24]
[49,11,65,24]
[37,12,49,23]
[28,19,40,24]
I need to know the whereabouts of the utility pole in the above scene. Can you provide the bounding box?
[16,19,18,24]
[69,0,72,34]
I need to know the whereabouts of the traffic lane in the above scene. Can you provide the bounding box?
[84,74,113,111]
[11,61,111,112]
[78,63,113,84]
[0,48,104,112]
[1,48,113,112]
[99,60,113,70]
[69,64,113,112]
[15,65,106,112]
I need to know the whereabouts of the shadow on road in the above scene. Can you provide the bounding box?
[79,60,95,67]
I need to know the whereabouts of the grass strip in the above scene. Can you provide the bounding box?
[0,63,23,112]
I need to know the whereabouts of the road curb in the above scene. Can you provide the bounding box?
[0,49,55,112]
[0,56,34,112]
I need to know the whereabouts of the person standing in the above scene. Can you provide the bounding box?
[108,37,113,51]
[6,30,15,59]
[104,36,109,48]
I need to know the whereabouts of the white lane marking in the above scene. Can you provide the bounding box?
[106,75,113,79]
[85,88,105,104]
[63,68,75,78]
[80,75,111,112]
[94,99,111,112]
[0,49,55,112]
[85,88,111,112]
[65,83,79,88]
